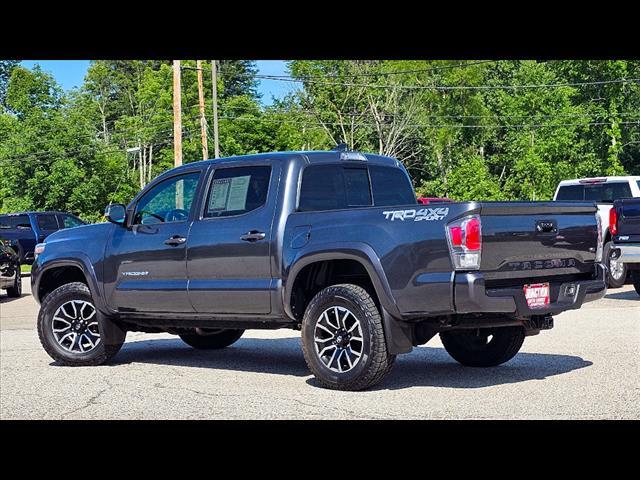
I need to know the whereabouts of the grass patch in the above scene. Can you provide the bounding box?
[21,264,31,274]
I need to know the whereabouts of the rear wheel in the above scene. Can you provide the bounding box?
[5,264,22,297]
[179,329,244,349]
[440,326,525,367]
[301,284,395,391]
[604,241,627,288]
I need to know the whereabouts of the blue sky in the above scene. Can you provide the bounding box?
[19,60,293,106]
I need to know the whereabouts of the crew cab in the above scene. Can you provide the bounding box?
[0,211,86,264]
[553,176,640,288]
[32,150,606,390]
[610,198,640,296]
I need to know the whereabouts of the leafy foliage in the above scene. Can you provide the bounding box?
[0,60,639,222]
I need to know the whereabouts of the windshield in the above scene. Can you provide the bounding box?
[555,182,633,203]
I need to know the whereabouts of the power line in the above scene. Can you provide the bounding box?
[218,115,640,130]
[4,116,640,165]
[253,75,640,91]
[0,128,202,165]
[250,60,503,79]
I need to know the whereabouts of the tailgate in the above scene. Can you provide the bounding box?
[616,199,640,241]
[479,202,598,282]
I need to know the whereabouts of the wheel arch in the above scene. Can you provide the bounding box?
[284,244,400,321]
[35,258,126,347]
[283,244,413,355]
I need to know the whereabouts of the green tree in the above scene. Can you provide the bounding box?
[0,60,19,110]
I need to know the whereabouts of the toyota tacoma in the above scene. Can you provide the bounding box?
[32,150,606,390]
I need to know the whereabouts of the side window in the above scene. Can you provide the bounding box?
[205,166,271,218]
[134,172,200,225]
[60,214,84,229]
[298,164,371,212]
[0,215,32,230]
[369,165,416,206]
[37,214,59,231]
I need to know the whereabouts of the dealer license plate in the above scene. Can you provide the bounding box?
[523,282,550,309]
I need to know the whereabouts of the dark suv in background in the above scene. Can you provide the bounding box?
[0,212,86,264]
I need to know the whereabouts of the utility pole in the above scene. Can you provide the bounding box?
[211,60,220,158]
[196,60,209,160]
[172,60,183,168]
[173,60,183,209]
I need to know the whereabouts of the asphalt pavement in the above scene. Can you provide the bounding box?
[1,278,638,419]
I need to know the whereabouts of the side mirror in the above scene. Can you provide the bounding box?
[105,203,127,225]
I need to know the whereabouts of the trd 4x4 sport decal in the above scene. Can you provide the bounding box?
[382,207,450,222]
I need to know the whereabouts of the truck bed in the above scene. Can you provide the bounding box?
[284,200,602,318]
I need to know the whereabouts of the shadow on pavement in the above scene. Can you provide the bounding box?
[110,336,310,377]
[369,346,592,391]
[89,336,592,390]
[0,293,29,303]
[604,290,638,301]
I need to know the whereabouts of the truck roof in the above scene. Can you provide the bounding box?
[0,211,76,216]
[558,176,640,186]
[172,150,401,172]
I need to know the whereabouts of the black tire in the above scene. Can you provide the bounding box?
[604,241,627,288]
[440,326,525,367]
[179,329,244,349]
[632,271,640,297]
[37,282,124,366]
[5,263,22,297]
[301,284,395,391]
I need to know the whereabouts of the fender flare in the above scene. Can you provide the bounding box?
[34,256,126,347]
[283,242,412,354]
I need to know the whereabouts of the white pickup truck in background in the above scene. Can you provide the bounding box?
[554,176,640,288]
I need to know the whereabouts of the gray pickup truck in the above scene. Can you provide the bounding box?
[31,149,606,390]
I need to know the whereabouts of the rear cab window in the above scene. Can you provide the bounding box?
[556,182,633,203]
[298,164,371,212]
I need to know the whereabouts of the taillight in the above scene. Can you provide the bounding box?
[609,207,618,236]
[446,214,482,270]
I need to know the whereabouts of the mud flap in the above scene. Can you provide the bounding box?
[381,307,413,354]
[97,310,127,346]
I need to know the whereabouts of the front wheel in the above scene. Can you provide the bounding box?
[604,241,627,288]
[301,284,395,391]
[440,326,525,367]
[179,329,244,349]
[37,282,124,366]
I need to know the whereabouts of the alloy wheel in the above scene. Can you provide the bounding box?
[51,300,101,354]
[609,251,625,280]
[314,306,364,373]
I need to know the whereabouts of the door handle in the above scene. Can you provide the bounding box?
[240,230,266,242]
[164,235,187,246]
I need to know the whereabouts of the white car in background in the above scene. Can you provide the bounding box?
[554,176,640,288]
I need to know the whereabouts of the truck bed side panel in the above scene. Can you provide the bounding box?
[283,203,478,316]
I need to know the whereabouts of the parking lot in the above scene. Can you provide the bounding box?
[1,277,638,420]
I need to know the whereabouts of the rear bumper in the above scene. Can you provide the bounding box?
[616,243,640,263]
[454,263,606,317]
